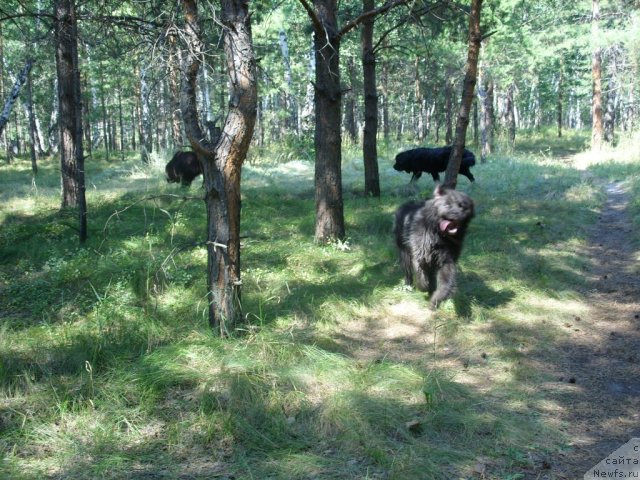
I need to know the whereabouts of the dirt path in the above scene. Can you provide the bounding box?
[549,181,640,478]
[328,180,640,478]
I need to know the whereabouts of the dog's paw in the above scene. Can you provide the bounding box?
[394,284,414,292]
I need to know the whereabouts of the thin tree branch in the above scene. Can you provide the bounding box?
[297,0,323,33]
[339,0,408,38]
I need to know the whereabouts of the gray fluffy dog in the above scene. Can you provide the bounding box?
[393,185,475,308]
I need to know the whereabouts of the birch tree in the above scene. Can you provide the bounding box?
[0,58,33,138]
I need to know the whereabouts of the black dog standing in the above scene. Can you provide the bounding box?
[165,151,203,187]
[393,146,476,183]
[394,185,475,308]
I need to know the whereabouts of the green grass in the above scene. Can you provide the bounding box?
[1,131,639,479]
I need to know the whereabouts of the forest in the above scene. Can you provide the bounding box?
[1,0,639,478]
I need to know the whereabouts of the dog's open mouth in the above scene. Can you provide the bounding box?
[439,219,459,235]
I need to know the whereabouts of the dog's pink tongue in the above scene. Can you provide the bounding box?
[439,220,458,234]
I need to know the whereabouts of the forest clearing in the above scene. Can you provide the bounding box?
[1,0,640,479]
[1,134,639,479]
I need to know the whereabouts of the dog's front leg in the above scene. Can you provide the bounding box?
[430,262,457,308]
[413,261,430,292]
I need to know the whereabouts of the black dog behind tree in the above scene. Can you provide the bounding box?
[394,185,475,308]
[393,146,476,183]
[165,151,203,187]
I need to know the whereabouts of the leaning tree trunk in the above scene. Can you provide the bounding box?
[591,0,603,150]
[0,58,33,138]
[444,0,482,189]
[55,0,87,242]
[361,0,380,197]
[180,0,256,334]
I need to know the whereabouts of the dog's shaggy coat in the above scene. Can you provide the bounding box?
[165,151,202,187]
[394,185,475,308]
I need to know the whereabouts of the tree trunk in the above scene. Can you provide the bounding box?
[0,58,33,138]
[381,60,390,142]
[444,76,453,145]
[344,56,357,143]
[118,90,125,157]
[557,58,563,138]
[472,99,478,147]
[506,83,516,147]
[604,47,618,145]
[180,0,257,334]
[0,24,7,157]
[414,58,426,141]
[26,65,38,174]
[591,0,603,150]
[301,33,315,133]
[49,77,59,155]
[131,106,136,150]
[361,0,380,197]
[444,0,482,188]
[299,0,405,240]
[167,28,183,148]
[301,0,345,242]
[140,64,153,162]
[82,72,91,157]
[279,28,297,134]
[100,70,109,161]
[55,0,87,242]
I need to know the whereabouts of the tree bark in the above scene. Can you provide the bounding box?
[0,23,7,158]
[344,56,357,143]
[557,57,563,138]
[279,28,297,134]
[26,65,38,174]
[299,0,406,241]
[604,47,618,145]
[55,0,87,242]
[140,64,153,162]
[361,0,380,197]
[506,83,516,147]
[0,58,33,138]
[380,60,390,142]
[444,0,482,189]
[180,0,256,334]
[167,27,183,148]
[100,70,109,161]
[301,0,345,242]
[300,33,315,133]
[591,0,603,150]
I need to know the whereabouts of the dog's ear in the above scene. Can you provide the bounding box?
[434,183,447,197]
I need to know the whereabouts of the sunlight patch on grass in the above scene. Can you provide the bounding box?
[5,137,640,478]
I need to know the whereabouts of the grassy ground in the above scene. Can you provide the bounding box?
[1,130,639,479]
